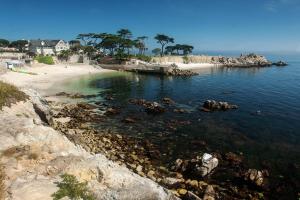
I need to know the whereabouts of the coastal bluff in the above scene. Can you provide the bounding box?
[0,88,177,200]
[151,54,282,68]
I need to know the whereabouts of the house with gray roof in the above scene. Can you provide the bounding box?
[28,39,70,55]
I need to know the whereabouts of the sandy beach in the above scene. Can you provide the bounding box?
[0,63,111,95]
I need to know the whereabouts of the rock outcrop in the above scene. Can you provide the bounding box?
[213,54,272,67]
[273,61,288,66]
[201,100,238,112]
[0,90,177,200]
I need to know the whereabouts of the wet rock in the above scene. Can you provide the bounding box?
[202,100,238,112]
[197,153,219,177]
[186,191,202,200]
[105,95,114,100]
[105,107,121,115]
[203,185,215,200]
[177,188,188,196]
[173,108,187,113]
[225,152,243,165]
[163,177,184,187]
[162,97,175,105]
[122,117,137,123]
[273,61,288,66]
[128,98,147,105]
[55,91,69,96]
[167,64,198,76]
[55,92,97,99]
[244,169,265,187]
[185,179,199,188]
[145,102,165,114]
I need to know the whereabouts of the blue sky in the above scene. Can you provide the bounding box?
[0,0,300,53]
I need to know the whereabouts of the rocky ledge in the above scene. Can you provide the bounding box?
[0,89,178,200]
[213,53,287,68]
[166,64,198,77]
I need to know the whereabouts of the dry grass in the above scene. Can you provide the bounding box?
[0,81,28,110]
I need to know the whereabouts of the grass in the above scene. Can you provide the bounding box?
[35,55,55,65]
[0,81,28,110]
[52,174,95,200]
[134,54,152,63]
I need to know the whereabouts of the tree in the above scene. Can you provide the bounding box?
[76,33,95,46]
[69,40,81,47]
[98,34,120,56]
[9,40,28,52]
[82,46,96,60]
[154,34,174,56]
[134,36,148,55]
[58,50,73,62]
[0,39,9,47]
[181,44,194,55]
[152,48,161,56]
[165,45,176,55]
[117,29,132,39]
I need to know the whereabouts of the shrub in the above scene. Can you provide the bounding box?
[0,81,28,110]
[35,55,54,65]
[134,54,152,63]
[52,174,95,200]
[183,55,189,64]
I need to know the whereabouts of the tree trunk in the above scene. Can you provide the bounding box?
[161,44,165,57]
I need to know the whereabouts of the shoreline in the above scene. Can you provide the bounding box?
[0,62,295,199]
[0,63,112,95]
[0,64,180,200]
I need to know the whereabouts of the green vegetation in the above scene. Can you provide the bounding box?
[0,81,28,110]
[35,55,55,65]
[152,48,161,56]
[52,174,95,200]
[134,54,152,62]
[183,55,189,64]
[165,44,194,55]
[9,40,28,52]
[0,39,9,47]
[154,34,174,56]
[58,50,73,62]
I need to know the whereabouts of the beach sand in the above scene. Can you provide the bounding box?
[0,63,111,95]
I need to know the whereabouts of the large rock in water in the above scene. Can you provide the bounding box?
[197,153,219,177]
[214,53,272,67]
[202,100,238,112]
[273,61,288,66]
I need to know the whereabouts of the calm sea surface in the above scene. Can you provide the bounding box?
[57,55,300,196]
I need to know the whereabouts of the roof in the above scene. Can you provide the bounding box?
[29,40,64,47]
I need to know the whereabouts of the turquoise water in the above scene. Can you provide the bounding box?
[59,58,300,198]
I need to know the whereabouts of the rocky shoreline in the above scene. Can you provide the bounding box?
[0,89,180,200]
[45,92,277,200]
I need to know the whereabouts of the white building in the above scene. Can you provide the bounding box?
[28,40,70,55]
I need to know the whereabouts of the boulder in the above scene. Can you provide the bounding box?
[273,61,288,66]
[203,185,215,200]
[145,102,165,114]
[244,169,265,187]
[197,153,219,177]
[202,100,238,112]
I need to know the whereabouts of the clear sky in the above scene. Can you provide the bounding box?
[1,0,300,53]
